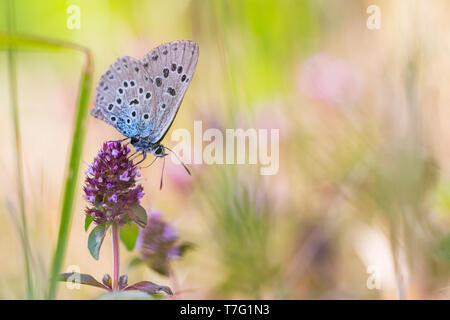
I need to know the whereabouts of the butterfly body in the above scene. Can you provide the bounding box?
[130,135,165,157]
[91,40,199,161]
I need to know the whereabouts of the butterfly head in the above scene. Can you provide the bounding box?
[130,135,166,158]
[152,144,166,157]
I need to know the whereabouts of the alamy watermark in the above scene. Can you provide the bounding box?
[366,5,381,30]
[65,265,81,290]
[66,4,81,30]
[169,121,279,175]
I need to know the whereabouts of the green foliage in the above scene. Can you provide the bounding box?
[437,234,450,262]
[88,224,109,260]
[433,180,450,216]
[199,167,280,297]
[129,204,148,228]
[84,216,94,232]
[59,272,108,290]
[120,222,139,251]
[96,291,156,300]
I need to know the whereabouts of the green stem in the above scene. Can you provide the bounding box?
[5,0,34,300]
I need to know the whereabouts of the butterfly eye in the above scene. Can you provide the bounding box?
[131,136,139,144]
[155,146,163,155]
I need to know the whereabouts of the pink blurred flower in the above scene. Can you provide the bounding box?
[298,54,363,107]
[166,158,192,192]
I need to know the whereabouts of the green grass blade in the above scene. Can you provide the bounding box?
[4,0,34,300]
[47,56,93,300]
[0,30,93,299]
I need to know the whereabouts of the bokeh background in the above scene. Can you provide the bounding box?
[1,0,450,299]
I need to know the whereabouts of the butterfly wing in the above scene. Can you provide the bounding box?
[140,40,199,143]
[91,56,157,138]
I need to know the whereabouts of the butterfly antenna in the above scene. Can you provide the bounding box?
[165,146,191,176]
[160,156,166,190]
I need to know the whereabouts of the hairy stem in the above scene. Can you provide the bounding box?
[112,224,120,291]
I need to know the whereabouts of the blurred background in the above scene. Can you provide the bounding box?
[0,0,450,299]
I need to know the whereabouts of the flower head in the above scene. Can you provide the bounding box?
[83,141,144,225]
[136,210,191,276]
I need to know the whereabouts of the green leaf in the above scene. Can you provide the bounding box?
[84,215,94,232]
[88,224,109,260]
[59,272,108,290]
[96,290,156,300]
[120,222,139,251]
[129,204,148,227]
[128,257,143,269]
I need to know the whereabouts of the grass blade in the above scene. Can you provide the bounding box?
[0,30,93,299]
[46,55,93,299]
[4,0,34,300]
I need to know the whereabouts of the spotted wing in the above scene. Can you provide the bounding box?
[140,40,199,143]
[91,56,157,138]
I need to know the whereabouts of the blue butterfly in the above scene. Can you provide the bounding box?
[91,40,199,184]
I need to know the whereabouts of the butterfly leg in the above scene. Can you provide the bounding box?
[140,156,158,169]
[127,150,139,161]
[107,137,130,144]
[134,152,147,166]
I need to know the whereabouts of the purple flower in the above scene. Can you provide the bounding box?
[136,211,191,276]
[119,170,130,182]
[83,141,145,225]
[298,53,363,107]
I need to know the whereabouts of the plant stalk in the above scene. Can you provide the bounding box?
[5,0,34,299]
[112,224,120,291]
[0,28,93,300]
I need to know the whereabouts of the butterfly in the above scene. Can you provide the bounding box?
[91,40,198,182]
